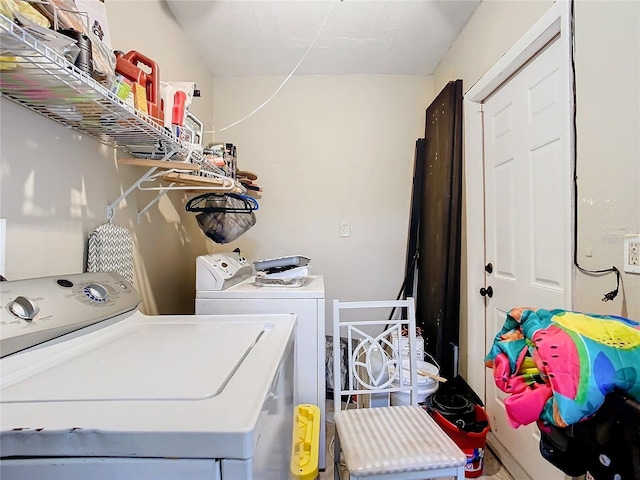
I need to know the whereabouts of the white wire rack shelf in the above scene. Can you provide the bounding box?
[0,13,180,155]
[0,14,247,221]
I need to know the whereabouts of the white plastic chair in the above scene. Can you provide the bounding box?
[332,298,466,480]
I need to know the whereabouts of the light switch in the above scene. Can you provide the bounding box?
[340,221,351,237]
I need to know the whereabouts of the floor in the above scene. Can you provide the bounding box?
[320,400,514,480]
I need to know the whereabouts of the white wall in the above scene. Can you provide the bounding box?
[432,0,640,378]
[0,0,215,314]
[571,0,639,317]
[212,75,432,330]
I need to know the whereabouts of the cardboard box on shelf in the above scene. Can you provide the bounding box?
[74,0,112,49]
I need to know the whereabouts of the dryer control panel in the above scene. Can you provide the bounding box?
[196,252,253,291]
[0,272,141,357]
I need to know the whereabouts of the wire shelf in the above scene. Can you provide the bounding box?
[1,14,251,220]
[0,14,179,155]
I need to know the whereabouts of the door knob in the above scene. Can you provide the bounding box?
[484,263,493,274]
[479,286,493,298]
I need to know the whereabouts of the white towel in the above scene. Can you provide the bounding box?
[87,223,134,284]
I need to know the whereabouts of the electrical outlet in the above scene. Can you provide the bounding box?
[630,242,639,266]
[624,235,640,274]
[339,220,351,238]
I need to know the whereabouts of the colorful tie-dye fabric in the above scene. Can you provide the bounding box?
[485,308,640,428]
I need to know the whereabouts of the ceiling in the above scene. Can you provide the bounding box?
[164,0,481,77]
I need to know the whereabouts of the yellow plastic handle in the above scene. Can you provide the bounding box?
[290,404,321,480]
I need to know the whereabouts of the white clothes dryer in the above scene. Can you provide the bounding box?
[0,272,295,480]
[195,255,326,470]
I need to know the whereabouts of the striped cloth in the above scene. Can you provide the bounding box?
[87,223,134,284]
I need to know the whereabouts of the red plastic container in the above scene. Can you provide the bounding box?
[431,405,490,478]
[171,90,187,126]
[115,50,163,124]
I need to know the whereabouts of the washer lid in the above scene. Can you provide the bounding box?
[1,316,265,402]
[0,312,296,460]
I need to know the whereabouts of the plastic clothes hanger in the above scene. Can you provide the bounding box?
[137,168,239,192]
[185,193,259,214]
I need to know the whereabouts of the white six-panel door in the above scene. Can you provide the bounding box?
[482,36,569,480]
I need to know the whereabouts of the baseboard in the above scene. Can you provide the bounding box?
[487,432,584,480]
[486,432,532,480]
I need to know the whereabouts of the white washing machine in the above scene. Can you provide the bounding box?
[0,272,295,480]
[195,254,326,470]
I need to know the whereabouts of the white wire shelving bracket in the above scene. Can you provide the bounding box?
[0,13,245,222]
[109,150,245,223]
[106,147,183,223]
[111,162,243,224]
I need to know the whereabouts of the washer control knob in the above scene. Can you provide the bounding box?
[84,284,108,302]
[8,296,40,321]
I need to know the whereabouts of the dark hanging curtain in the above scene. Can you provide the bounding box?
[416,80,463,379]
